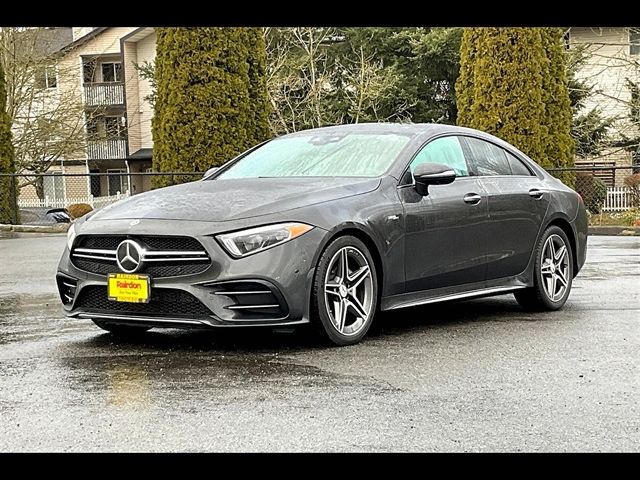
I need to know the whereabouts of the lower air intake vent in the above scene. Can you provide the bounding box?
[209,280,288,320]
[57,274,77,306]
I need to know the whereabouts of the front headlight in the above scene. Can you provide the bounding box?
[216,222,313,258]
[67,222,77,251]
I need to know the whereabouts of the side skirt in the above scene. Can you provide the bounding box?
[381,278,528,311]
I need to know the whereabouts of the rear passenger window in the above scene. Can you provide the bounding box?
[505,151,532,176]
[463,137,511,176]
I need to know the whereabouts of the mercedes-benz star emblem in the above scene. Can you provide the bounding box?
[116,239,144,273]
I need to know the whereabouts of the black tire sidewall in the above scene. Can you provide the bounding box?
[534,226,573,309]
[312,235,378,346]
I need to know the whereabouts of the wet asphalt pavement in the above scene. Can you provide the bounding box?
[0,233,638,452]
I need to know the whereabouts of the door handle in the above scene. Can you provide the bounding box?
[463,193,482,205]
[529,188,544,199]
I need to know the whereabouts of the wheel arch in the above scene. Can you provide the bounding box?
[311,224,385,302]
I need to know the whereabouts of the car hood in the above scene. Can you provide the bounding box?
[89,177,381,222]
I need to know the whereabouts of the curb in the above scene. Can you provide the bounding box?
[588,225,640,236]
[0,223,70,234]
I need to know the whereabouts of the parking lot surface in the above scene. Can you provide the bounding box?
[0,233,638,452]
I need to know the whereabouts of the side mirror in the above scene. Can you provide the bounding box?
[413,163,456,196]
[203,166,219,179]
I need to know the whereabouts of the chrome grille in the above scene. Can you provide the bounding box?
[71,235,211,278]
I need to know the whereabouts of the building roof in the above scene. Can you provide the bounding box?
[121,27,154,43]
[128,148,153,161]
[6,27,74,59]
[55,27,110,55]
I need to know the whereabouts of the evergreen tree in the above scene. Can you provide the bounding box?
[0,59,19,224]
[244,28,271,143]
[455,28,480,125]
[152,27,270,187]
[456,28,548,165]
[540,28,575,170]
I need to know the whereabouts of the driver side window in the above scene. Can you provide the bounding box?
[410,136,470,178]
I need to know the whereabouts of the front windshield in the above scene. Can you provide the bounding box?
[216,131,412,179]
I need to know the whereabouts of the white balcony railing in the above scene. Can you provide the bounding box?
[84,82,124,107]
[86,138,127,159]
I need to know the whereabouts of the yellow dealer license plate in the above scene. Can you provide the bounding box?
[107,274,150,303]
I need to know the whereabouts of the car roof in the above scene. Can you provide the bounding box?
[281,122,516,145]
[276,122,544,175]
[283,122,452,137]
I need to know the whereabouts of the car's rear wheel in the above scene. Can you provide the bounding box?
[312,236,378,346]
[514,225,573,311]
[92,320,151,336]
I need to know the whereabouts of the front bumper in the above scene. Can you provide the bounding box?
[56,220,327,328]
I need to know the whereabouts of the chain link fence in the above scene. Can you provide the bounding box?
[1,166,639,226]
[0,172,203,226]
[547,165,640,216]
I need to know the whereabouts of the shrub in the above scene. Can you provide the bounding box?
[624,173,640,207]
[575,173,607,214]
[67,203,93,219]
[620,208,640,226]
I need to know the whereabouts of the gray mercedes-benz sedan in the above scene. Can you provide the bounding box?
[57,123,588,346]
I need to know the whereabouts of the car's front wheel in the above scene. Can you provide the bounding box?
[312,236,378,346]
[92,320,151,336]
[514,225,573,311]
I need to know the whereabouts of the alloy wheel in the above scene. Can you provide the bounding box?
[323,246,374,336]
[541,234,570,302]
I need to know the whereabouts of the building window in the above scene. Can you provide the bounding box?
[83,59,123,83]
[631,28,640,56]
[83,59,97,83]
[107,169,129,196]
[101,62,123,82]
[43,172,64,200]
[89,169,101,197]
[86,115,126,140]
[104,116,126,139]
[35,66,57,89]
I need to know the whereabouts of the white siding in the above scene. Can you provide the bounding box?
[56,27,140,161]
[123,30,156,154]
[72,27,95,41]
[570,27,640,150]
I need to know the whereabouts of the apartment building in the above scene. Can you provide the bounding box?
[18,27,157,205]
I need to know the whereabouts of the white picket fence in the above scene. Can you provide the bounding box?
[603,187,635,212]
[18,191,130,210]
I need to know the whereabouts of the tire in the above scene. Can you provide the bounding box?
[92,319,151,336]
[514,225,573,311]
[311,236,378,346]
